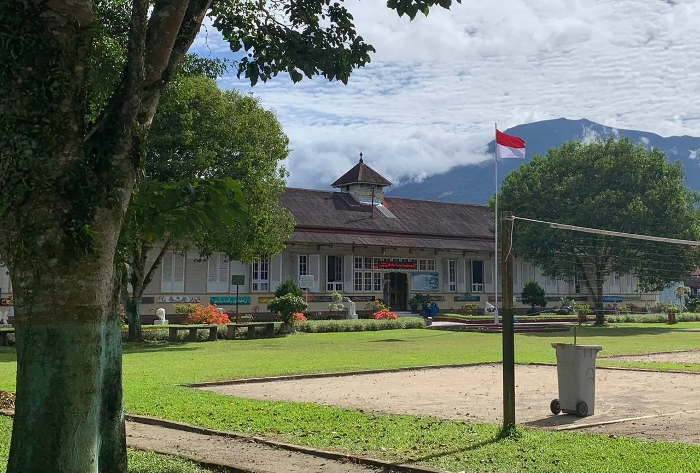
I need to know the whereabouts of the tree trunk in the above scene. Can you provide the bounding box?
[594,277,605,326]
[125,297,142,343]
[7,259,126,473]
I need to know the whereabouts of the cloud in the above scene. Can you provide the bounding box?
[191,0,700,190]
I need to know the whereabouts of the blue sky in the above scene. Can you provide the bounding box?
[190,0,700,190]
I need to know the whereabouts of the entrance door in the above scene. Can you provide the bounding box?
[387,273,408,311]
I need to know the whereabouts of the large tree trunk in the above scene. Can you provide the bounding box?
[7,251,126,473]
[594,273,605,326]
[124,297,143,343]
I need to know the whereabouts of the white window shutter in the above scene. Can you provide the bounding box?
[270,254,282,293]
[218,254,230,293]
[513,261,521,293]
[207,255,218,293]
[291,254,299,282]
[173,253,185,293]
[456,258,467,293]
[443,259,450,292]
[162,252,173,293]
[484,259,494,293]
[344,255,354,293]
[309,255,320,292]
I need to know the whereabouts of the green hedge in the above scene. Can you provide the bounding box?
[294,318,426,333]
[606,312,700,323]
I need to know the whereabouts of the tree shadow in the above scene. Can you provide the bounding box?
[369,339,407,343]
[122,342,203,354]
[519,326,682,338]
[0,348,16,363]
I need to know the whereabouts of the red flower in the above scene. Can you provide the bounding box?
[373,309,398,320]
[186,304,231,325]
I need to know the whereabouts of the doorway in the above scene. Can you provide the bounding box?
[385,273,408,311]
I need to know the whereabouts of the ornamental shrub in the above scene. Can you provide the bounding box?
[267,293,308,324]
[373,309,398,320]
[521,280,546,313]
[366,299,388,312]
[186,304,231,325]
[291,312,307,322]
[275,276,303,298]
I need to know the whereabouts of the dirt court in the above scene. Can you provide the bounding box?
[201,351,700,444]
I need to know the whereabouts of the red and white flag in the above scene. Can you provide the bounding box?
[496,129,526,159]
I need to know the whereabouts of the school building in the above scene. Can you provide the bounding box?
[0,158,659,319]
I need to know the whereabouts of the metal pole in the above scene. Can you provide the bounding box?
[236,284,240,324]
[501,210,515,430]
[494,123,499,324]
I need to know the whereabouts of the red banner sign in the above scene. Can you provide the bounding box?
[375,261,416,270]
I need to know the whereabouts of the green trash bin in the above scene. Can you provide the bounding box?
[550,343,603,417]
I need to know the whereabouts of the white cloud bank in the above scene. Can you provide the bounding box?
[192,0,700,189]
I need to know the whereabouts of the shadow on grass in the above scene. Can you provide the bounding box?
[0,348,16,363]
[519,326,684,338]
[369,339,407,343]
[398,428,518,465]
[122,342,203,354]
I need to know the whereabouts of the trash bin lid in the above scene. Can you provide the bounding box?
[551,343,603,351]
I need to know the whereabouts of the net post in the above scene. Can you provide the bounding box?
[501,210,515,430]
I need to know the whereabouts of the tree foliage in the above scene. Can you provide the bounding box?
[498,138,700,325]
[0,0,462,470]
[521,280,546,313]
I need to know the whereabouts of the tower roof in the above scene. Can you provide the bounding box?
[331,155,392,188]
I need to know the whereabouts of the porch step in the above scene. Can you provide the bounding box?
[395,311,421,318]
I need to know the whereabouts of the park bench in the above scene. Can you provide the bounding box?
[0,328,14,347]
[226,322,275,340]
[168,325,218,342]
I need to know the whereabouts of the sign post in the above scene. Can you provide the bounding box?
[231,275,246,323]
[299,275,314,304]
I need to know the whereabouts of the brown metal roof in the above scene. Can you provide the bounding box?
[331,161,392,187]
[289,229,493,252]
[280,188,494,248]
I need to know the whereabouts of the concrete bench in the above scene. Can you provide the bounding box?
[226,322,275,340]
[0,328,14,347]
[168,325,218,342]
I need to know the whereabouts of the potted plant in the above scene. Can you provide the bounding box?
[328,291,346,319]
[667,305,680,325]
[573,302,592,324]
[408,296,421,313]
[461,302,479,316]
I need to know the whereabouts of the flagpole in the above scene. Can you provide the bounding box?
[494,123,499,325]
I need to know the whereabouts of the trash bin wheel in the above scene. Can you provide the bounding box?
[575,401,588,417]
[550,399,561,415]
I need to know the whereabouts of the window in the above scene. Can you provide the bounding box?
[298,255,308,276]
[353,256,381,292]
[610,272,620,293]
[418,258,436,272]
[327,256,343,292]
[162,251,185,293]
[471,260,484,292]
[574,275,581,294]
[207,253,229,293]
[252,259,269,292]
[447,260,457,292]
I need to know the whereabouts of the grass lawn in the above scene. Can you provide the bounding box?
[1,324,700,472]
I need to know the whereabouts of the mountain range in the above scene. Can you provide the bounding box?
[387,118,700,204]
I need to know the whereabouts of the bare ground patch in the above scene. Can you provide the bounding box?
[201,364,700,444]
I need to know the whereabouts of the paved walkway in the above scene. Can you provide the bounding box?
[127,421,389,473]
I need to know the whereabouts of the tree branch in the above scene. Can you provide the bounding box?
[142,238,171,291]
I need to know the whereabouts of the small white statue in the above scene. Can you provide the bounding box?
[343,297,358,320]
[0,310,8,326]
[154,307,169,325]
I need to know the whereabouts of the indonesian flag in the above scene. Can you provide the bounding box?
[496,129,526,159]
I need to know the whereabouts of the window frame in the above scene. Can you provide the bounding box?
[252,258,270,293]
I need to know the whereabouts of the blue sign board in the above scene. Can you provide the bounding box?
[210,296,251,305]
[410,272,439,292]
[602,296,624,303]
